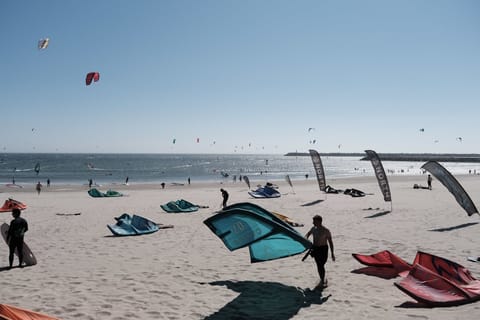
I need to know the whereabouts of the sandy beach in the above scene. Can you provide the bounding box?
[1,174,480,320]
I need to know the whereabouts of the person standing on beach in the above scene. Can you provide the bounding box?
[427,174,432,190]
[305,215,335,288]
[36,181,42,195]
[220,188,229,208]
[7,208,28,268]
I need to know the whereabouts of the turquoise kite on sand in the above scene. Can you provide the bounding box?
[204,202,311,263]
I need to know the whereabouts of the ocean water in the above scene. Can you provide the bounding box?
[1,153,479,186]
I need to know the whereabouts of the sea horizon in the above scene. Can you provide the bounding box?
[2,153,480,187]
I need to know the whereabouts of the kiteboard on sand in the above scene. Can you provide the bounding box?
[1,223,37,266]
[467,256,479,263]
[6,184,23,188]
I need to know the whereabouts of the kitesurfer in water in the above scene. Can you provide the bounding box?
[220,188,229,208]
[7,208,28,268]
[305,215,335,288]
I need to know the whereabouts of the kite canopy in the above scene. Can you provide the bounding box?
[0,304,59,320]
[248,185,281,198]
[161,199,199,213]
[85,72,100,85]
[87,188,123,198]
[38,38,49,50]
[204,202,311,263]
[107,213,159,236]
[0,198,27,212]
[353,250,480,307]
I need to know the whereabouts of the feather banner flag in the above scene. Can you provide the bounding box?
[309,149,326,192]
[243,175,251,190]
[422,161,478,216]
[365,150,391,202]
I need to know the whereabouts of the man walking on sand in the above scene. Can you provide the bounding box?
[220,188,229,208]
[305,215,335,288]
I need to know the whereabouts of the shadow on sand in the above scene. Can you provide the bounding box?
[204,280,330,320]
[0,265,34,273]
[428,222,478,232]
[351,267,398,280]
[301,200,324,207]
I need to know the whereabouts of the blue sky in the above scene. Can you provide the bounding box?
[1,0,479,154]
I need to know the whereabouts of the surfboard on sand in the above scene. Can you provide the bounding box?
[1,223,37,266]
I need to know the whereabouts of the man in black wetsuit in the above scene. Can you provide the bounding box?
[7,208,28,268]
[220,188,229,208]
[305,215,335,287]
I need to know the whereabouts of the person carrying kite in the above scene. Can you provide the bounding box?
[6,208,28,268]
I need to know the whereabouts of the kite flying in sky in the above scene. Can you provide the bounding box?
[38,38,49,50]
[86,72,100,86]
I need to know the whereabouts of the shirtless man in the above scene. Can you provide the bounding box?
[305,215,335,287]
[7,208,28,268]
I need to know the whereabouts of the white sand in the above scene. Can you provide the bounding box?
[1,175,480,319]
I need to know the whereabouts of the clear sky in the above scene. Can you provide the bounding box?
[1,0,479,154]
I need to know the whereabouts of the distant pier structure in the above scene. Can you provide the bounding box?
[285,152,480,163]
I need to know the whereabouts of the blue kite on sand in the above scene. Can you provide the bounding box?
[204,202,311,263]
[88,188,123,198]
[107,214,159,236]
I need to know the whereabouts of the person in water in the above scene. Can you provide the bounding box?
[220,188,229,208]
[305,215,335,287]
[7,208,29,268]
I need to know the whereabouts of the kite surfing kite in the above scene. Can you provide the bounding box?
[365,150,392,208]
[85,72,100,86]
[38,38,49,50]
[0,303,59,320]
[309,149,326,192]
[352,250,480,307]
[421,161,478,216]
[204,202,311,263]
